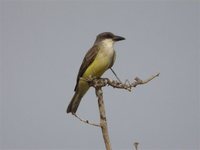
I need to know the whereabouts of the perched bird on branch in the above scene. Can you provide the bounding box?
[67,32,125,114]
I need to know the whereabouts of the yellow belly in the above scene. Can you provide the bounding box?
[83,52,113,79]
[75,53,111,99]
[75,45,115,100]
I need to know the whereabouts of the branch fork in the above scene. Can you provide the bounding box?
[73,73,159,150]
[87,73,160,91]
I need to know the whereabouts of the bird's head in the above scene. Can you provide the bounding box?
[95,32,125,47]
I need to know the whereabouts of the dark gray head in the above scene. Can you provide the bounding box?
[95,32,125,43]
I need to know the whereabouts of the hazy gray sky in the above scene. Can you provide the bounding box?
[1,1,199,150]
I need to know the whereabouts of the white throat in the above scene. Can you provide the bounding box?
[101,39,114,49]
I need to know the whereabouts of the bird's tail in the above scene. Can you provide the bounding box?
[66,92,82,114]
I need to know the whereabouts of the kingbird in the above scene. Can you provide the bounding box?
[67,32,125,114]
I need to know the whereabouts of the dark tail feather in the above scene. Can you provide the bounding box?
[66,92,82,114]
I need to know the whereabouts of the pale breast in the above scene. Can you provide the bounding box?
[97,46,114,65]
[85,47,114,77]
[83,40,115,78]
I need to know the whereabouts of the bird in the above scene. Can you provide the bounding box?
[67,32,125,114]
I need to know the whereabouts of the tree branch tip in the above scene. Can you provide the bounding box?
[73,113,100,127]
[85,72,159,93]
[134,77,142,82]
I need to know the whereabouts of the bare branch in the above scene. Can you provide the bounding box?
[73,114,100,127]
[96,87,112,150]
[73,73,159,150]
[132,73,160,86]
[87,73,160,91]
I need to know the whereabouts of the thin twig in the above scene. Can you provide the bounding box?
[132,73,160,86]
[73,73,159,150]
[73,114,100,127]
[110,68,122,83]
[87,73,160,91]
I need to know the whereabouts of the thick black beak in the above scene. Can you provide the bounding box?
[113,35,125,41]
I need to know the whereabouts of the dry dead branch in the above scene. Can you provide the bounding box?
[74,73,159,150]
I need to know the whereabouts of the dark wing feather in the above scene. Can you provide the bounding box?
[74,45,99,91]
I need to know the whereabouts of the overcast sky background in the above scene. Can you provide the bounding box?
[1,1,199,150]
